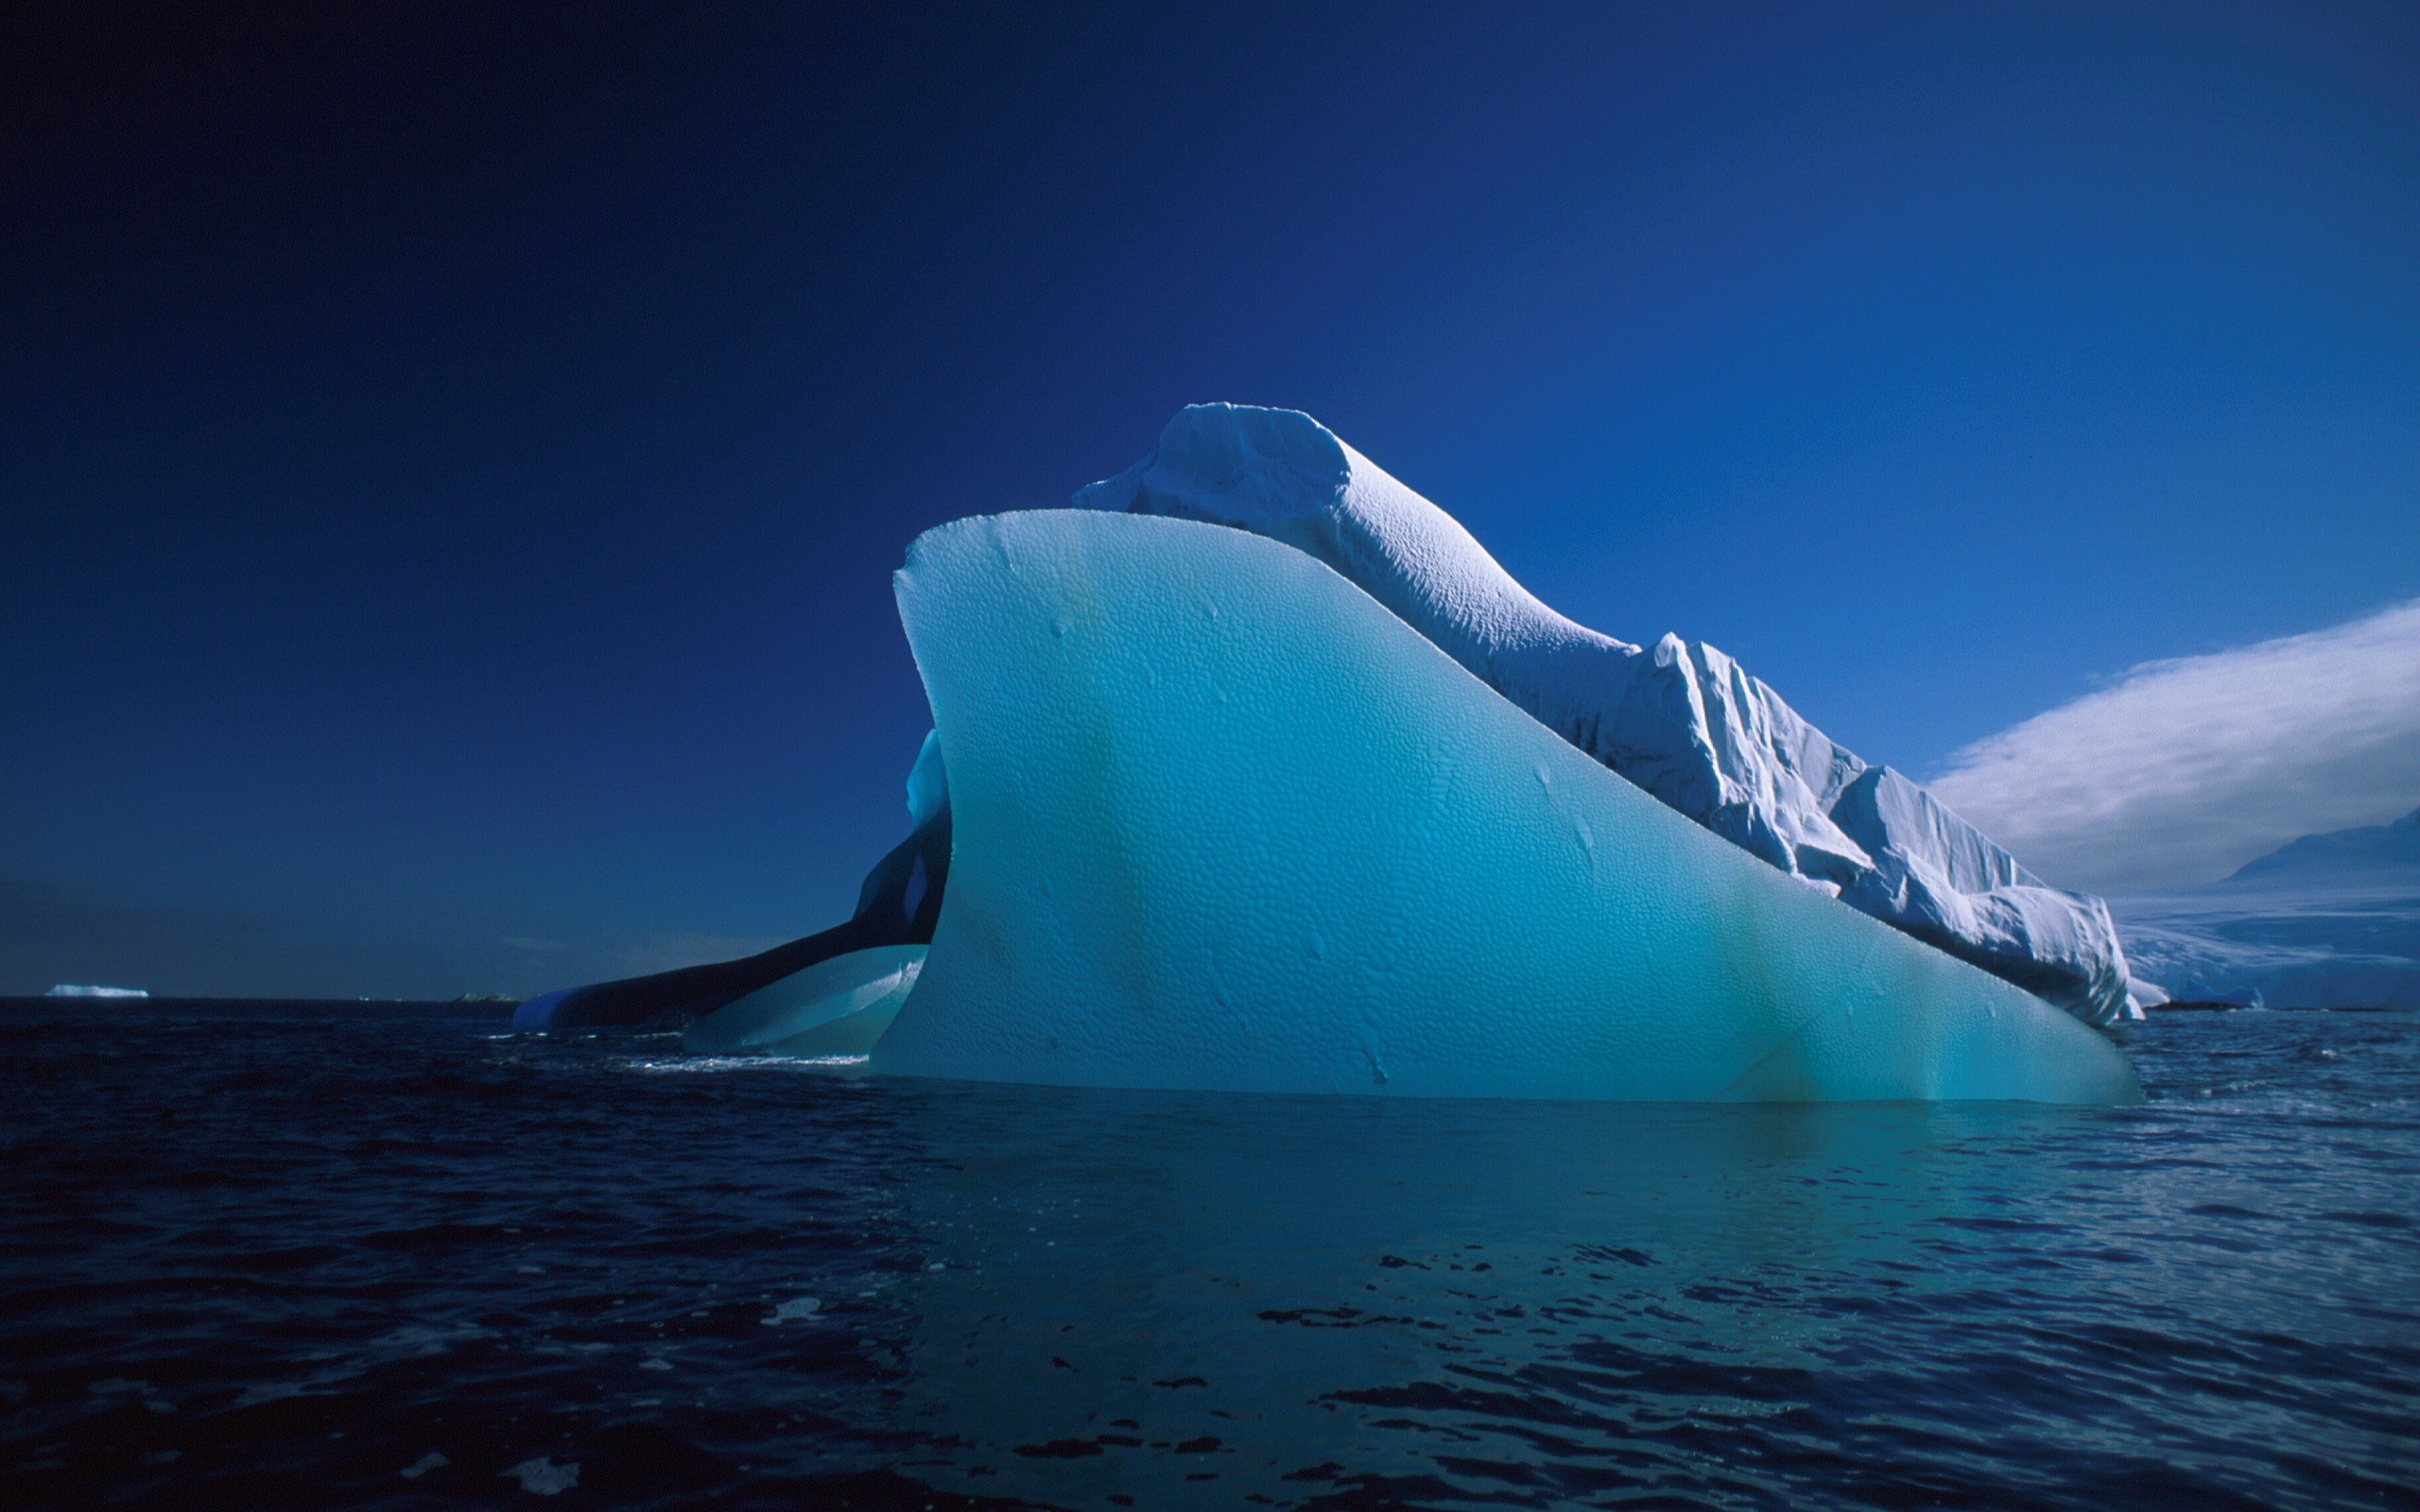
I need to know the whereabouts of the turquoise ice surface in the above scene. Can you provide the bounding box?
[874,511,2137,1103]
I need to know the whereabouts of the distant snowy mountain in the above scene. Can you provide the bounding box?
[2110,808,2420,1008]
[2223,807,2420,888]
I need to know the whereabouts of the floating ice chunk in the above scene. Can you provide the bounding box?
[501,1457,579,1495]
[873,510,2138,1104]
[232,1381,309,1408]
[679,945,925,1057]
[763,1296,822,1325]
[401,1452,449,1479]
[1079,404,2134,1027]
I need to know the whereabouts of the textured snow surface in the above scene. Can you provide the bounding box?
[2111,808,2420,1009]
[1078,404,2133,1028]
[873,509,2137,1104]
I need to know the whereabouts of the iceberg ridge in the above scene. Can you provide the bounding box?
[1079,404,2133,1028]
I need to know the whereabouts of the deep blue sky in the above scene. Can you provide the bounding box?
[5,2,2414,996]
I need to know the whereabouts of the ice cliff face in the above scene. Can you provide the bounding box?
[1079,404,2134,1028]
[874,508,2137,1102]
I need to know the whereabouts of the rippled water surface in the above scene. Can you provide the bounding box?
[3,1002,2413,1511]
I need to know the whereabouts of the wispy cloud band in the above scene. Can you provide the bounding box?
[1926,599,2420,894]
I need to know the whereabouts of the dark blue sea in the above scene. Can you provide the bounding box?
[2,1000,2412,1512]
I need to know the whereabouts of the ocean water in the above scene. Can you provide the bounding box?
[2,1001,2412,1511]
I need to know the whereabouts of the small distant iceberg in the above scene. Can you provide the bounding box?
[44,985,149,999]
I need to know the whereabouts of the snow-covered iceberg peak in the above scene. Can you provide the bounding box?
[1078,403,1634,701]
[1081,404,2134,1028]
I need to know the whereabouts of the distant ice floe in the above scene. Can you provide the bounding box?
[44,984,147,998]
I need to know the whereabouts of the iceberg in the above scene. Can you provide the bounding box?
[43,984,148,999]
[869,508,2137,1103]
[518,404,2140,1101]
[1077,404,2135,1028]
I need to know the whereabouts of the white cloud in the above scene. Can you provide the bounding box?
[1926,598,2420,893]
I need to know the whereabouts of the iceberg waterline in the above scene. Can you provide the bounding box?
[525,404,2141,1103]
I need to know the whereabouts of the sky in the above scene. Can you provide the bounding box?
[4,1,2415,997]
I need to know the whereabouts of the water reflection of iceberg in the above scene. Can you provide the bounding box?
[879,1085,2134,1508]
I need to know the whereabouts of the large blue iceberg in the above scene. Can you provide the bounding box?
[868,507,2134,1103]
[523,406,2140,1103]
